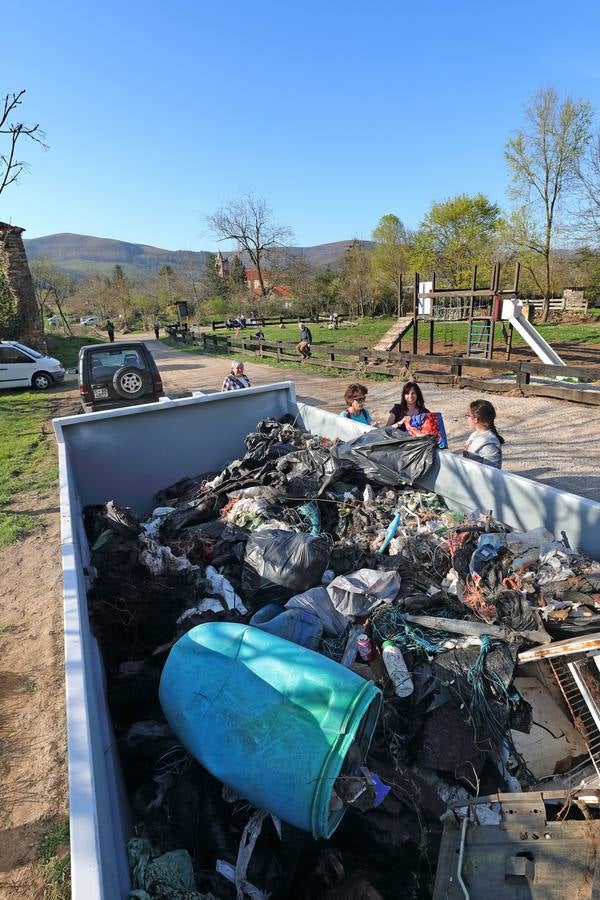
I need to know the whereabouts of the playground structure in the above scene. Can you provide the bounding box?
[374,263,566,368]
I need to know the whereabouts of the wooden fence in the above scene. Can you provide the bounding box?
[167,328,600,406]
[209,313,344,330]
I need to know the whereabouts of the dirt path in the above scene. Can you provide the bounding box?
[1,336,599,897]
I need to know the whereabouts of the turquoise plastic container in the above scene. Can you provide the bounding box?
[159,622,381,838]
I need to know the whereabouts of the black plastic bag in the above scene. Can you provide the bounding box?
[330,428,437,486]
[276,448,353,497]
[242,529,330,605]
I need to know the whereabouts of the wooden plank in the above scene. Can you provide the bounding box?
[522,383,600,405]
[518,633,600,663]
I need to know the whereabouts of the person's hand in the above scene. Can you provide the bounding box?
[400,416,411,427]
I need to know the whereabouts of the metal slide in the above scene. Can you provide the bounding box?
[508,311,565,366]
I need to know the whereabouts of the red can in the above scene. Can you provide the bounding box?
[357,633,374,662]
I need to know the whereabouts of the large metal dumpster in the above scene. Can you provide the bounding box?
[53,381,600,898]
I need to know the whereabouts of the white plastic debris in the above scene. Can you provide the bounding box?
[140,506,176,538]
[139,532,199,575]
[205,565,247,614]
[176,599,224,623]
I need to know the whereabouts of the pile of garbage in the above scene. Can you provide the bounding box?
[84,417,600,900]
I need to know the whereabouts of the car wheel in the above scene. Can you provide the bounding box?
[32,372,52,390]
[112,366,151,400]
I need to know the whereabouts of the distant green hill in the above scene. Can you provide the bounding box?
[23,233,373,280]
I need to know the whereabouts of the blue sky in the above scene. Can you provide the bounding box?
[3,0,600,252]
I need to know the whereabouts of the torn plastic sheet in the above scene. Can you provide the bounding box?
[139,532,200,576]
[330,427,437,486]
[215,808,281,900]
[285,587,348,637]
[205,565,247,614]
[141,507,177,539]
[177,598,224,622]
[327,569,401,618]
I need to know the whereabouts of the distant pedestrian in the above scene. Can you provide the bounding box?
[297,321,312,359]
[106,320,115,342]
[153,321,160,340]
[222,360,251,392]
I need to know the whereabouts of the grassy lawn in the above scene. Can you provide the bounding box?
[46,333,104,368]
[0,334,98,548]
[0,392,58,546]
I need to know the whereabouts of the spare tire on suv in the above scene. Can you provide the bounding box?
[112,365,152,399]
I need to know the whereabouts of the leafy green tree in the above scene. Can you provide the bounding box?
[199,254,229,301]
[340,239,373,318]
[0,266,21,335]
[411,193,502,287]
[505,86,592,321]
[371,214,412,315]
[111,264,135,327]
[228,255,246,289]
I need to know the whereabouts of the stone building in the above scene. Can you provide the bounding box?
[215,250,230,278]
[0,222,44,348]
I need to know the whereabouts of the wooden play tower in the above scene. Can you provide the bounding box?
[411,262,521,359]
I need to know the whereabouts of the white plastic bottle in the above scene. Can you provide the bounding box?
[381,641,414,698]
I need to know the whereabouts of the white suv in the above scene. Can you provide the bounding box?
[0,341,66,390]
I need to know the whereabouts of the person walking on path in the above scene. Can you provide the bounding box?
[153,321,160,340]
[106,320,115,342]
[463,399,504,469]
[297,321,312,360]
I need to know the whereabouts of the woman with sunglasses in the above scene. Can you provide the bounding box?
[463,399,504,469]
[340,383,372,424]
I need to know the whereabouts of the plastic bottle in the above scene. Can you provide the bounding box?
[381,641,414,698]
[357,633,374,662]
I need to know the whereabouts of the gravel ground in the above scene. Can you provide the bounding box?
[143,336,600,503]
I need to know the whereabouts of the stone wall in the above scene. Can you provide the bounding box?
[0,222,45,349]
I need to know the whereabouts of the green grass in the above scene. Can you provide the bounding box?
[46,333,104,368]
[0,393,57,547]
[39,821,70,900]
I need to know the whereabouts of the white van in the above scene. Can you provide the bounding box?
[0,340,66,390]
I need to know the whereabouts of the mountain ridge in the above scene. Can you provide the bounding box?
[23,232,373,279]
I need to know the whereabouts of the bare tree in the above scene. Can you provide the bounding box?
[0,90,47,198]
[576,129,600,244]
[505,87,591,321]
[208,194,292,298]
[30,258,74,333]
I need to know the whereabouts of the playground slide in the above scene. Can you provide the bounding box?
[508,312,565,367]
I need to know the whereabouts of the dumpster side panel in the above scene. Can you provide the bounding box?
[55,382,297,513]
[57,438,131,899]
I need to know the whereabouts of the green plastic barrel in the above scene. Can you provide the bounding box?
[159,622,381,838]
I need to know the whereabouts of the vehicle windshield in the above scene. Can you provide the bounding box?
[13,342,42,359]
[90,348,146,371]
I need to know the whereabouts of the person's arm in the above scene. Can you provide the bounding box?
[385,413,396,427]
[474,439,502,468]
